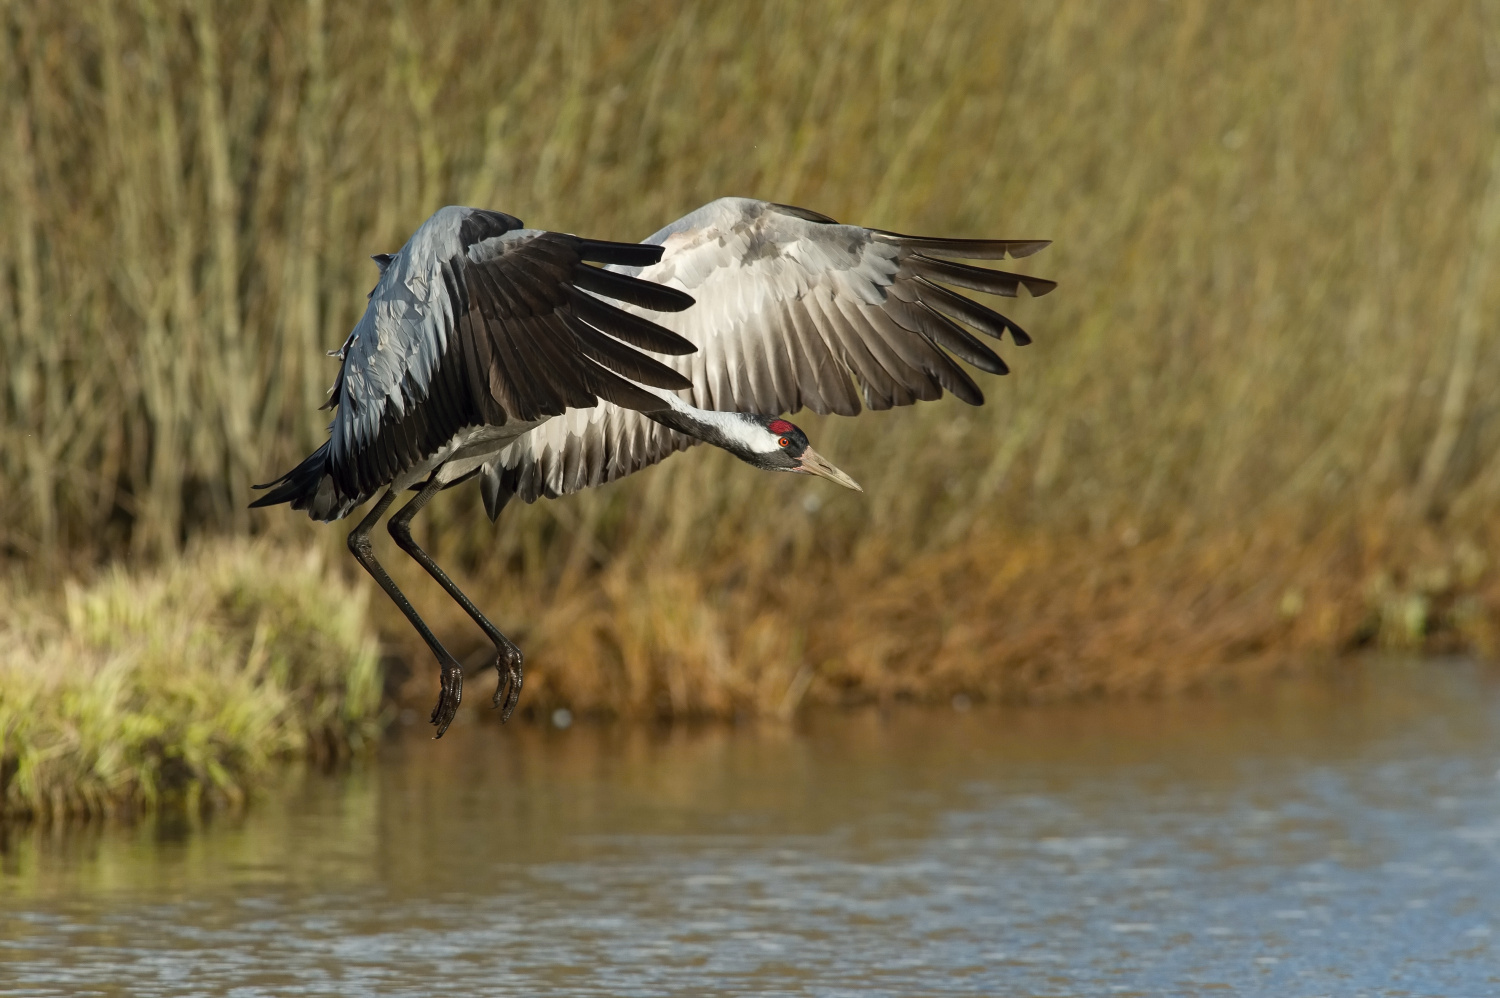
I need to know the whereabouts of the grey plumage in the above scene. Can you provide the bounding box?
[253,206,694,521]
[476,197,1053,517]
[250,198,1052,736]
[620,197,1052,416]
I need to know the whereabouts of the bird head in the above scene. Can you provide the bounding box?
[730,416,862,491]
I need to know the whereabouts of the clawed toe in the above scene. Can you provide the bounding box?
[425,643,521,736]
[492,645,524,722]
[430,663,464,738]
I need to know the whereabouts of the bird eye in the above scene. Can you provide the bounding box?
[778,437,790,447]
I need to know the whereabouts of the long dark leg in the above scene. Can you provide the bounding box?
[389,473,525,722]
[346,487,466,738]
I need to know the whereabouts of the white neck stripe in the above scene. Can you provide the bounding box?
[645,387,781,453]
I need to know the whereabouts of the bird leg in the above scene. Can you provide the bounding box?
[388,472,525,723]
[346,487,467,738]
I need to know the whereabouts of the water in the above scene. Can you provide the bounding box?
[3,663,1500,997]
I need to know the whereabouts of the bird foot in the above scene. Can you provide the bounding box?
[492,642,524,722]
[429,661,464,738]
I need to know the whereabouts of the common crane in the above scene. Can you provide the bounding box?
[252,198,1053,736]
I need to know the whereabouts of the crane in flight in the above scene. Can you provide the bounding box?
[252,198,1054,736]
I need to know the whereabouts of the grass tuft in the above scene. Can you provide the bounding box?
[0,542,383,820]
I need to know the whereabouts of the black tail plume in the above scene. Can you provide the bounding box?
[250,441,355,521]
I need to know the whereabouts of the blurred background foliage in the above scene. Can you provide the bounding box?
[3,0,1500,722]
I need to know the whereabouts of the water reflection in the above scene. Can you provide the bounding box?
[3,663,1499,996]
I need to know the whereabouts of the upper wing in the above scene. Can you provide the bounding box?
[475,199,1055,515]
[478,403,699,518]
[325,206,696,501]
[609,197,1054,416]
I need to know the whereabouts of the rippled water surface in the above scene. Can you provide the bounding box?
[4,664,1500,996]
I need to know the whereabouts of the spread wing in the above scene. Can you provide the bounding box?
[610,197,1053,416]
[319,206,697,502]
[477,198,1054,515]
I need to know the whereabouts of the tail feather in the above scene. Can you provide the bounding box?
[250,442,359,521]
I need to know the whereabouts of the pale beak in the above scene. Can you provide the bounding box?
[794,446,863,491]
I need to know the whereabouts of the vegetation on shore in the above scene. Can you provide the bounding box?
[2,2,1500,804]
[0,543,382,819]
[380,510,1498,722]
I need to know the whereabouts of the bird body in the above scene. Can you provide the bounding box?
[253,198,1052,735]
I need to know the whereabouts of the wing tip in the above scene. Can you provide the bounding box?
[1006,239,1052,259]
[909,255,1059,300]
[575,239,667,268]
[873,231,1053,261]
[572,263,697,313]
[767,202,840,224]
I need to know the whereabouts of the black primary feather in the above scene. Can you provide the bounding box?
[570,263,696,312]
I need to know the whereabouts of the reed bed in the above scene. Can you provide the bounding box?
[2,1,1499,730]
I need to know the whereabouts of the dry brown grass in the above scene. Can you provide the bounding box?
[381,514,1500,721]
[4,1,1500,720]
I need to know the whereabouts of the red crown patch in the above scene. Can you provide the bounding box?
[769,419,795,435]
